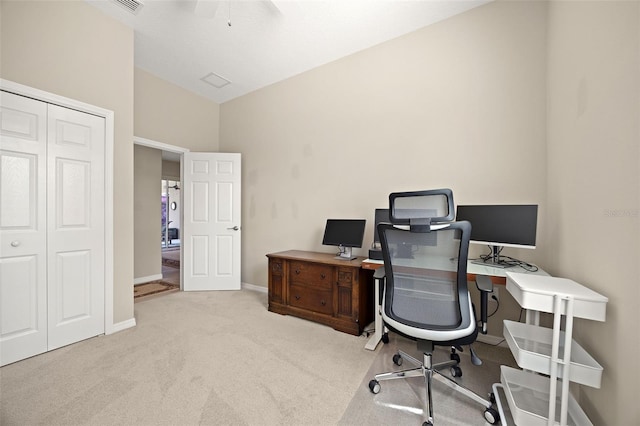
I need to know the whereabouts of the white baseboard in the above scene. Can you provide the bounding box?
[476,333,508,347]
[242,282,267,293]
[134,274,163,285]
[107,317,137,335]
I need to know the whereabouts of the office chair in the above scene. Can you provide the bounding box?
[367,189,498,425]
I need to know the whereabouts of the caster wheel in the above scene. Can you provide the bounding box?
[392,354,403,366]
[368,379,380,394]
[484,407,500,424]
[450,353,461,364]
[450,366,462,377]
[381,333,389,344]
[422,422,433,426]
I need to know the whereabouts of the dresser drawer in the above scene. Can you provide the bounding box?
[289,261,333,290]
[289,284,333,315]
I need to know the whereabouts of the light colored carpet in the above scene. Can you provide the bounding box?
[340,333,516,425]
[1,289,515,425]
[0,290,377,425]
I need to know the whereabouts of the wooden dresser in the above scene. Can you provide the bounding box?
[266,250,373,336]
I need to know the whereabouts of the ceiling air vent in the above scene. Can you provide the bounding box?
[201,72,231,89]
[111,0,144,14]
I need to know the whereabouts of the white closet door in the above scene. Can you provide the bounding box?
[47,104,105,350]
[0,92,48,366]
[0,91,106,366]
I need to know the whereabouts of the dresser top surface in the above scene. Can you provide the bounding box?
[266,250,364,268]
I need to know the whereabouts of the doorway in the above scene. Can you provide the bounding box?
[133,138,186,300]
[161,178,181,288]
[161,179,181,249]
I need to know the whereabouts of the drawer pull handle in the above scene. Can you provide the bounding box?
[320,273,326,279]
[295,295,300,300]
[321,300,326,306]
[295,269,300,274]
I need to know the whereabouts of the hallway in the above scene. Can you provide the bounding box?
[162,263,180,286]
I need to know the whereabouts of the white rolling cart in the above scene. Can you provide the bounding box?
[489,272,608,426]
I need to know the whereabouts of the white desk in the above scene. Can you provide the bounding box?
[361,259,548,351]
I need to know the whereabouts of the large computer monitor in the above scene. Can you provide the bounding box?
[456,204,538,267]
[322,219,366,260]
[373,209,390,244]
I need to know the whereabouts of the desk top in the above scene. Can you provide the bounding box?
[361,258,548,285]
[266,250,365,268]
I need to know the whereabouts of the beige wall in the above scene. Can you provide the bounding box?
[220,1,548,306]
[134,145,162,281]
[135,68,220,151]
[1,0,135,324]
[546,1,640,424]
[162,160,180,180]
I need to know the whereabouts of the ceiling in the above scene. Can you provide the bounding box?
[87,0,489,104]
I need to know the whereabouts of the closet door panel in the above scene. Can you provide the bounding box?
[47,104,105,350]
[0,92,47,366]
[53,250,92,322]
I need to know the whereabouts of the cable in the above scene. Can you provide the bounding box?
[488,295,500,318]
[481,338,506,347]
[475,246,539,272]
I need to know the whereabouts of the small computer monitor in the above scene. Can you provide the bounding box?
[322,219,366,260]
[456,204,538,267]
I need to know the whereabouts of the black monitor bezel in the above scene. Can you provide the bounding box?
[455,204,538,249]
[321,219,367,248]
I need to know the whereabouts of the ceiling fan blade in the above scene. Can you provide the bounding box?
[194,0,220,19]
[261,0,284,16]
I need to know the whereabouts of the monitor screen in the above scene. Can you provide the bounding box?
[455,205,538,249]
[322,219,366,248]
[373,209,390,243]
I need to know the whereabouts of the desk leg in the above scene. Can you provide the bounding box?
[365,277,382,351]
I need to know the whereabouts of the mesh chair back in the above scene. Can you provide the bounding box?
[378,221,474,337]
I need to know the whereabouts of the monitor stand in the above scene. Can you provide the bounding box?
[471,245,513,268]
[335,246,357,260]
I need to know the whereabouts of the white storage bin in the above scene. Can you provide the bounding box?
[500,366,592,426]
[504,320,603,388]
[505,273,607,321]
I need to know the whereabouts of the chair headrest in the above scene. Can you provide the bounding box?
[388,189,455,231]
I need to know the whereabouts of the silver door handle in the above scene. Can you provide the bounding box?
[227,226,240,231]
[11,241,20,247]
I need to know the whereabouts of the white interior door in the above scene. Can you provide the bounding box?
[0,90,105,366]
[0,91,48,366]
[183,152,241,291]
[46,104,105,350]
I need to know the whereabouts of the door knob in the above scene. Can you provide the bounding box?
[227,226,240,231]
[11,241,20,247]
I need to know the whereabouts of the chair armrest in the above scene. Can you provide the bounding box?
[475,275,493,334]
[475,274,493,293]
[374,267,385,306]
